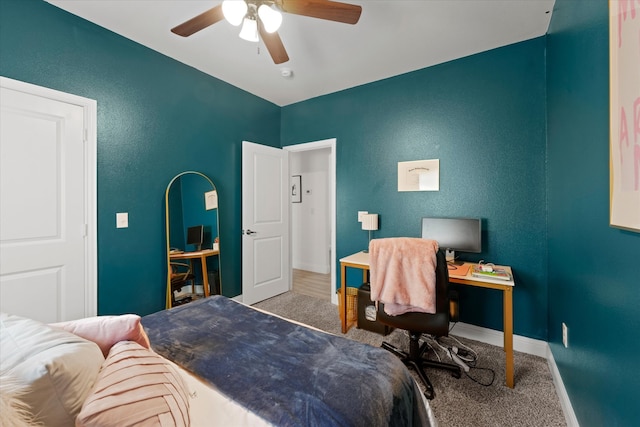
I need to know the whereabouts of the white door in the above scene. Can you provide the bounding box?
[0,77,97,323]
[241,141,290,305]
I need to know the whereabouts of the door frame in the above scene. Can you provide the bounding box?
[0,76,98,316]
[284,138,337,305]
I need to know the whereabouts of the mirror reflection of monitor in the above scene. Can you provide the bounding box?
[186,225,204,252]
[421,217,481,265]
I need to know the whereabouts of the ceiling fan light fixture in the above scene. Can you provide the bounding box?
[239,17,259,42]
[222,0,248,26]
[172,0,362,64]
[258,4,283,33]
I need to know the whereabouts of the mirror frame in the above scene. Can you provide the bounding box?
[164,171,221,308]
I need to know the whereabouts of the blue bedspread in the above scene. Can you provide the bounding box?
[141,296,431,427]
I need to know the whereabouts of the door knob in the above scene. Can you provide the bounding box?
[245,229,257,235]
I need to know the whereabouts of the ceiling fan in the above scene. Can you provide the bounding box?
[171,0,362,64]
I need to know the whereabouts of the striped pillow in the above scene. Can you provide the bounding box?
[76,341,190,427]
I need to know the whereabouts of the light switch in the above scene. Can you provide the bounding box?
[358,211,368,222]
[116,212,128,228]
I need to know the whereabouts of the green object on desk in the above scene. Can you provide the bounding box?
[471,265,511,281]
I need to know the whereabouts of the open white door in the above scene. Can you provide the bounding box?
[242,141,290,305]
[0,77,97,322]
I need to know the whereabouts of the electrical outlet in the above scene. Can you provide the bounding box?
[562,322,568,348]
[358,211,368,222]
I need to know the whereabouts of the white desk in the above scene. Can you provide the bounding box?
[338,251,516,388]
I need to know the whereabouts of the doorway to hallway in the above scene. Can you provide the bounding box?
[284,138,337,305]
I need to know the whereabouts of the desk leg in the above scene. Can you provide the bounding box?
[340,263,347,333]
[504,287,514,388]
[201,256,210,298]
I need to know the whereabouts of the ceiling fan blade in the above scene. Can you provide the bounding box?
[171,5,225,37]
[278,0,362,25]
[259,27,290,64]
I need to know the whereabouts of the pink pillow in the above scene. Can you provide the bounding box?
[50,315,150,357]
[76,341,190,427]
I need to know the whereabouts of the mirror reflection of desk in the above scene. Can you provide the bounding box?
[169,248,220,297]
[165,171,222,308]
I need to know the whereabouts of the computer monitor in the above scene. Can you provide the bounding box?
[186,225,204,251]
[421,217,481,264]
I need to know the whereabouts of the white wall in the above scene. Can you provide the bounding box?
[291,149,331,273]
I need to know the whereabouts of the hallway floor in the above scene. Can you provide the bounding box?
[292,269,330,301]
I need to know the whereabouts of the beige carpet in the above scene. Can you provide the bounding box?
[254,291,566,427]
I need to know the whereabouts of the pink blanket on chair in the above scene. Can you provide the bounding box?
[369,237,438,316]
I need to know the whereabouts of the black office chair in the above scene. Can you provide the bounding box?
[170,262,196,306]
[375,249,461,399]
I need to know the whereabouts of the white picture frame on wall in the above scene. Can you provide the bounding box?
[291,175,302,203]
[609,0,640,232]
[398,159,440,192]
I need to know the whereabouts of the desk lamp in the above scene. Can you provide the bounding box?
[362,214,379,253]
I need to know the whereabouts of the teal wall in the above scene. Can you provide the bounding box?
[2,0,639,423]
[282,38,548,340]
[547,1,639,425]
[0,0,281,314]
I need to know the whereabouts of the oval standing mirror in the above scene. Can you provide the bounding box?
[165,171,221,308]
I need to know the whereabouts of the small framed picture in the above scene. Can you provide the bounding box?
[291,175,302,203]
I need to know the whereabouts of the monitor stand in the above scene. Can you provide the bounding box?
[445,249,464,266]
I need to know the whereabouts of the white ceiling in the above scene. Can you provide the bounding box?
[45,0,555,106]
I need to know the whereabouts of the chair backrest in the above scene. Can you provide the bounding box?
[434,249,450,314]
[170,262,193,284]
[376,248,452,336]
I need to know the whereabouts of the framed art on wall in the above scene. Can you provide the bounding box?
[291,175,301,203]
[609,0,640,232]
[397,159,440,192]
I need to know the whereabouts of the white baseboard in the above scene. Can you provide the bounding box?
[450,322,548,358]
[451,322,578,426]
[547,347,579,427]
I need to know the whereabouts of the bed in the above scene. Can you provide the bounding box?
[0,296,435,426]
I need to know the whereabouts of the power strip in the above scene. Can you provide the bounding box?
[452,346,474,362]
[450,351,470,372]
